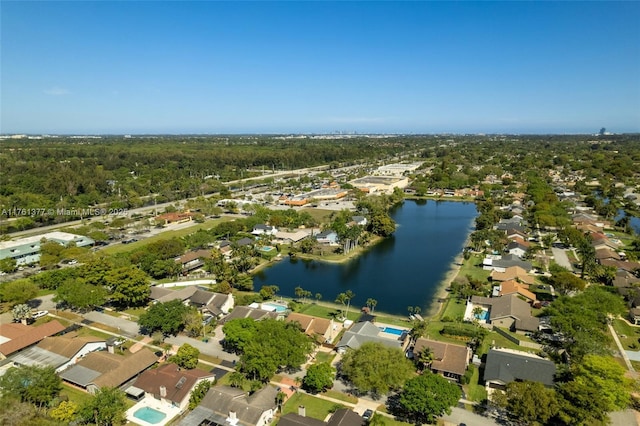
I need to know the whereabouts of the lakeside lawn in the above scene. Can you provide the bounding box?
[456,253,490,283]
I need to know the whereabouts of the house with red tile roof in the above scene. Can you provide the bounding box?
[0,320,65,359]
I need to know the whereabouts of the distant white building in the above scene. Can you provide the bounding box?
[375,162,423,176]
[0,231,95,265]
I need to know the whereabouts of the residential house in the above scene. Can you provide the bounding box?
[219,306,280,324]
[468,294,539,333]
[315,230,338,245]
[274,230,310,244]
[0,320,65,360]
[155,212,193,225]
[484,348,556,390]
[203,293,235,318]
[351,216,368,226]
[630,308,640,326]
[60,348,158,394]
[8,334,105,372]
[279,407,364,426]
[149,286,234,318]
[495,280,537,303]
[412,338,471,382]
[176,249,214,274]
[285,312,335,343]
[336,321,407,353]
[595,248,621,262]
[506,241,528,258]
[489,266,535,286]
[235,237,254,247]
[132,363,214,411]
[483,254,532,273]
[177,385,278,426]
[251,224,278,236]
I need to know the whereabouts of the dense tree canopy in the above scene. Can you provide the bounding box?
[303,362,335,393]
[502,381,558,426]
[340,342,414,395]
[0,365,62,409]
[78,387,128,425]
[396,373,461,424]
[169,343,200,369]
[544,286,625,360]
[138,299,189,336]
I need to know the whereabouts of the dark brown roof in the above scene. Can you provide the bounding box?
[327,409,364,426]
[285,313,331,337]
[0,320,65,357]
[177,249,213,265]
[134,363,213,405]
[278,414,326,426]
[413,338,470,376]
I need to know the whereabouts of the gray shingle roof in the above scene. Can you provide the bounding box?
[484,348,556,387]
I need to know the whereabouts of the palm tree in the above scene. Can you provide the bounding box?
[366,298,378,312]
[314,293,322,303]
[416,347,434,371]
[335,290,355,320]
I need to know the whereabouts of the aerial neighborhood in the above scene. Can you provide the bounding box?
[1,134,640,426]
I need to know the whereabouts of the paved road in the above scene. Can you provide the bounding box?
[165,327,239,362]
[441,407,500,426]
[83,311,140,337]
[551,247,573,270]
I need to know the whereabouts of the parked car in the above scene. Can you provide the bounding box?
[32,310,49,319]
[362,409,374,422]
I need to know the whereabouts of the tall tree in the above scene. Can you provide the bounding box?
[335,290,355,320]
[504,381,558,426]
[105,266,150,307]
[302,362,335,393]
[169,343,200,369]
[54,277,107,311]
[0,365,62,409]
[0,278,38,307]
[396,373,461,424]
[78,387,127,426]
[138,299,189,336]
[340,342,414,395]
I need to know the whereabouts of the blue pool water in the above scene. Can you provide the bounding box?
[380,327,405,336]
[262,303,287,312]
[475,310,490,321]
[134,407,166,424]
[260,246,276,252]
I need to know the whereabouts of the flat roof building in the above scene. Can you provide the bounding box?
[0,231,94,265]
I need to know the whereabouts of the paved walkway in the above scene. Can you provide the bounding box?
[608,321,636,374]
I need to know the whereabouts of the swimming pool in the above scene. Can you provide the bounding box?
[475,310,490,321]
[262,303,288,312]
[380,326,406,336]
[260,246,276,252]
[133,407,166,424]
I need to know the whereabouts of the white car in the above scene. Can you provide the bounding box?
[31,310,49,319]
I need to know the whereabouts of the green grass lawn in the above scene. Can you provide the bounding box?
[60,383,94,407]
[281,393,344,420]
[612,318,640,350]
[439,297,466,321]
[314,351,335,364]
[458,254,490,283]
[320,389,357,404]
[463,365,487,402]
[298,303,360,322]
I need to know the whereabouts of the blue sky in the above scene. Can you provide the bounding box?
[2,1,639,134]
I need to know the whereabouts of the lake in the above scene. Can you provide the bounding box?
[252,200,478,316]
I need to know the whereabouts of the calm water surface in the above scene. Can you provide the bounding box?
[253,200,477,315]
